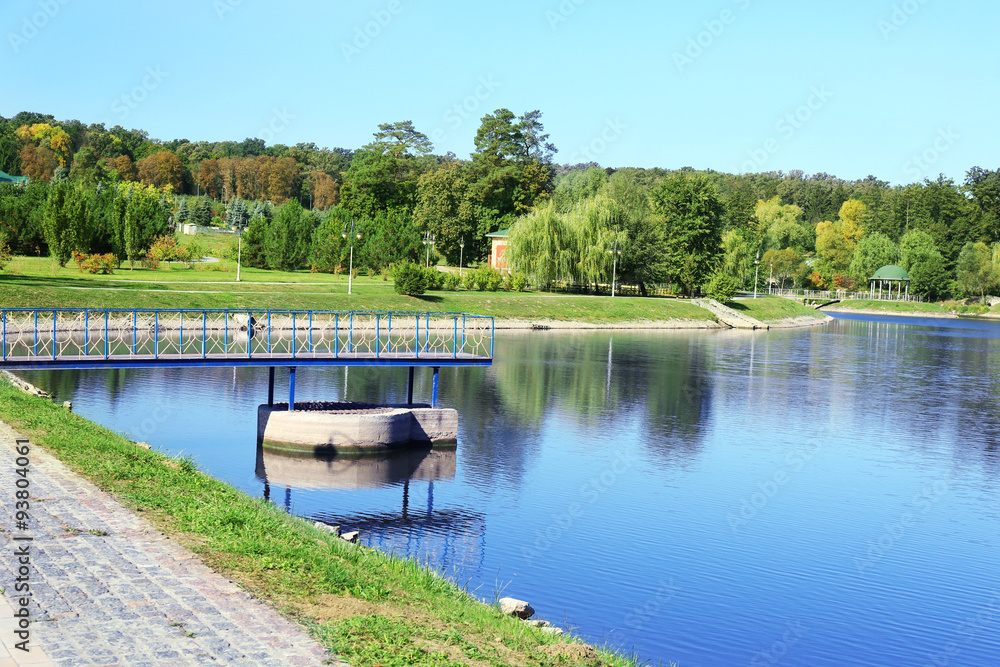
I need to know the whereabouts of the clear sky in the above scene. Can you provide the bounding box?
[3,0,997,185]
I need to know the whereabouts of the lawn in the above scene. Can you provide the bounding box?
[0,255,718,324]
[728,296,829,322]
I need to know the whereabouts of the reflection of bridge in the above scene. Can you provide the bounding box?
[257,445,486,574]
[0,308,493,405]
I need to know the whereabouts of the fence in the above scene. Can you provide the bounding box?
[770,288,924,303]
[0,308,494,368]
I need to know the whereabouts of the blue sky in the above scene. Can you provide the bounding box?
[3,0,996,185]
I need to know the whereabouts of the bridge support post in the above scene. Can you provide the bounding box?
[407,367,414,405]
[268,367,274,407]
[289,366,296,412]
[432,366,439,408]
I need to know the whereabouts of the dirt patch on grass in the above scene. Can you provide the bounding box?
[542,641,602,664]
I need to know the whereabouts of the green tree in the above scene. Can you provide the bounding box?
[264,200,314,271]
[848,232,900,281]
[309,208,350,273]
[956,241,995,302]
[240,215,269,269]
[363,121,433,158]
[649,174,724,295]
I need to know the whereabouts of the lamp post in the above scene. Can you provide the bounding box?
[608,239,622,297]
[236,230,242,282]
[753,250,760,299]
[423,231,436,268]
[342,218,361,295]
[459,237,465,277]
[769,258,774,296]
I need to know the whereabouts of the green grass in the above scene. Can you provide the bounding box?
[728,297,828,322]
[0,380,647,666]
[0,254,716,324]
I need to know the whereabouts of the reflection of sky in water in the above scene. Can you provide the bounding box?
[19,317,1000,667]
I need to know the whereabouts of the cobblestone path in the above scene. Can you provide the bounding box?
[0,420,347,667]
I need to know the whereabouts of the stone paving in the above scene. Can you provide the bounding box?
[0,420,347,666]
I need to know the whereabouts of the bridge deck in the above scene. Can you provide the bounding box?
[0,308,494,370]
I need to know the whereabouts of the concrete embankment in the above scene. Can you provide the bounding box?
[258,401,458,455]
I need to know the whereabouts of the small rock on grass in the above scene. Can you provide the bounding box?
[499,597,534,619]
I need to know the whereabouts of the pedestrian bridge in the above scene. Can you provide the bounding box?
[0,308,494,370]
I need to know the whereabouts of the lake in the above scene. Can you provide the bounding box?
[19,312,1000,666]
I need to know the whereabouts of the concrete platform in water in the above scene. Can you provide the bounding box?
[257,401,458,455]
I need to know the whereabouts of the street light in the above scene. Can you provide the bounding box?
[608,238,622,297]
[423,231,436,268]
[753,250,760,299]
[342,218,361,295]
[769,257,774,296]
[459,237,465,277]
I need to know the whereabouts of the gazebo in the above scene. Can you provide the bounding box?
[869,265,910,300]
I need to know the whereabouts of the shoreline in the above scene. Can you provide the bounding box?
[822,306,958,319]
[492,314,832,330]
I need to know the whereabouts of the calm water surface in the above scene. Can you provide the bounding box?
[21,313,1000,666]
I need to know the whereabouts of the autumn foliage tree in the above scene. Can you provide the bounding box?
[137,150,184,193]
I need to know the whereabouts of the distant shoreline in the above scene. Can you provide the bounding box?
[492,314,832,330]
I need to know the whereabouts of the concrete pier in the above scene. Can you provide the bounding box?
[257,401,458,455]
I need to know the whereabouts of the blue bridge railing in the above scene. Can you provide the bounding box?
[0,308,494,370]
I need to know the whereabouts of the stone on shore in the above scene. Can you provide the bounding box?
[499,597,534,619]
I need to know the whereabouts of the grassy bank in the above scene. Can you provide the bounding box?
[823,299,951,314]
[0,256,717,324]
[729,297,829,322]
[0,379,648,666]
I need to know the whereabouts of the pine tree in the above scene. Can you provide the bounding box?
[175,199,190,225]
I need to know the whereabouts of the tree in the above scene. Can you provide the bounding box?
[364,121,433,158]
[649,174,724,295]
[357,209,422,273]
[899,229,949,300]
[755,196,811,251]
[309,208,349,273]
[762,248,802,290]
[848,232,900,281]
[137,151,184,193]
[240,215,269,268]
[472,109,556,166]
[264,200,314,271]
[956,241,995,302]
[175,198,190,225]
[507,202,575,286]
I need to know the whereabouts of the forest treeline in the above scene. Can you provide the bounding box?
[2,109,1000,299]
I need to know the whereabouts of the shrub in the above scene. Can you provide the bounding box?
[392,262,427,296]
[0,241,10,271]
[504,272,528,292]
[72,251,116,274]
[706,273,738,303]
[443,273,461,291]
[146,235,181,270]
[424,267,444,290]
[462,270,477,291]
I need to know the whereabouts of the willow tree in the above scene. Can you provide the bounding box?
[507,202,575,286]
